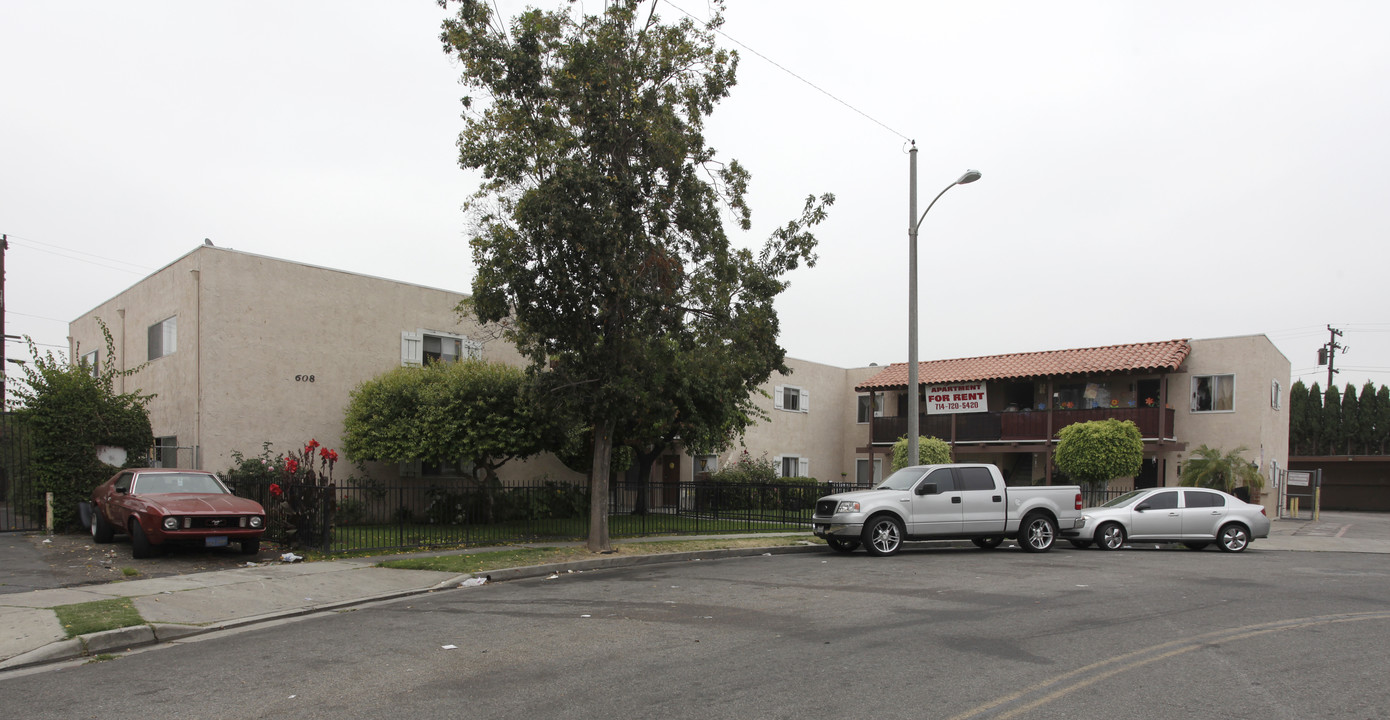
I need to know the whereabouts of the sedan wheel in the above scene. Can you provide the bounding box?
[826,536,860,554]
[1019,513,1057,553]
[862,516,904,557]
[1095,522,1125,551]
[1217,524,1250,553]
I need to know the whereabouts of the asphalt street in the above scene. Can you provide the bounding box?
[3,540,1388,719]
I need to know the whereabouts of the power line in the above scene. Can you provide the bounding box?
[3,233,154,275]
[659,0,912,143]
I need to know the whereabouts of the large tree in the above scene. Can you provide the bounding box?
[1376,385,1390,454]
[1355,381,1377,455]
[1304,382,1323,456]
[440,0,832,550]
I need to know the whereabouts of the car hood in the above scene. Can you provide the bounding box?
[820,488,906,505]
[140,493,265,515]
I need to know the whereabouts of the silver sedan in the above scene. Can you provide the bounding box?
[1063,487,1270,552]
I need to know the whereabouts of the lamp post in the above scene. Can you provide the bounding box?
[907,143,980,466]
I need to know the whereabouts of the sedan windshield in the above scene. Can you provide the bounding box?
[1100,490,1146,508]
[876,467,929,491]
[133,473,228,495]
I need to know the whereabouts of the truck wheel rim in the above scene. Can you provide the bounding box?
[871,521,899,553]
[1027,519,1053,549]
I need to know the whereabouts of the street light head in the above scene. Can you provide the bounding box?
[957,170,982,185]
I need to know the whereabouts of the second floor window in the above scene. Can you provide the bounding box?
[81,350,98,377]
[148,316,177,360]
[775,385,808,413]
[1192,374,1234,412]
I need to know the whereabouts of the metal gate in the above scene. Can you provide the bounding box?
[0,411,40,532]
[1278,467,1322,520]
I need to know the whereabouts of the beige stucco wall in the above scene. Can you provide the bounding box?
[69,246,578,485]
[1172,335,1291,495]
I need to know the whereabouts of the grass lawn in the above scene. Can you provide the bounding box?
[53,598,144,638]
[329,513,812,553]
[379,536,820,575]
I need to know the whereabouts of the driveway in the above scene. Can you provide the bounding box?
[0,531,272,594]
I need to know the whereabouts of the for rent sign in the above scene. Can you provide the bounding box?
[926,382,989,415]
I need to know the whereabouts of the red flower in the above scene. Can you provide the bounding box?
[308,439,320,449]
[269,483,283,498]
[286,458,299,474]
[320,447,339,462]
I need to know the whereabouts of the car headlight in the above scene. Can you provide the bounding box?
[249,516,264,529]
[162,516,180,531]
[835,501,861,513]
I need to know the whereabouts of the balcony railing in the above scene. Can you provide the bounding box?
[870,407,1176,445]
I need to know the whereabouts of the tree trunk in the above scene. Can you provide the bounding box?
[587,419,614,552]
[632,445,663,516]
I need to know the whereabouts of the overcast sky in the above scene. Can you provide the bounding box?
[3,1,1387,399]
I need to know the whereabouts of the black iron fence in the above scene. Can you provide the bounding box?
[1,411,40,532]
[229,478,849,555]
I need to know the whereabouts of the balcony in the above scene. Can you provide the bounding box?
[870,407,1177,446]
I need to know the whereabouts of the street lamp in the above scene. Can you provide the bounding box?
[907,143,980,466]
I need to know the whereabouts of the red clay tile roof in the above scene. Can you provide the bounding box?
[855,339,1191,391]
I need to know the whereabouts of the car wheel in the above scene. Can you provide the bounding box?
[826,536,860,553]
[1019,513,1057,553]
[240,539,261,556]
[972,536,1004,550]
[862,515,904,557]
[91,507,115,544]
[1182,542,1210,551]
[129,520,155,559]
[1068,539,1092,549]
[1217,524,1250,553]
[1095,522,1125,550]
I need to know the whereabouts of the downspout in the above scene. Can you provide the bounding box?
[191,268,202,469]
[116,308,126,394]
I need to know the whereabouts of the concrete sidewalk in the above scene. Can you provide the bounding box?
[4,513,1388,672]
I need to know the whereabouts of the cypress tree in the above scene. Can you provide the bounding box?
[1341,382,1360,455]
[1376,385,1390,455]
[1305,382,1323,456]
[1323,385,1342,456]
[1288,380,1308,455]
[1356,382,1378,456]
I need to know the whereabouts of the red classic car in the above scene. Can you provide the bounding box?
[90,468,266,558]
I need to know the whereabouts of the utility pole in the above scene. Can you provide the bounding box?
[2,234,7,409]
[1317,325,1346,389]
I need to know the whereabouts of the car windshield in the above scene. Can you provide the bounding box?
[132,473,228,495]
[1100,490,1147,508]
[876,467,929,491]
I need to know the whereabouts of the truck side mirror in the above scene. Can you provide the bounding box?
[915,483,938,496]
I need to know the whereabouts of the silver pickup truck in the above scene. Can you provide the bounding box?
[811,463,1083,556]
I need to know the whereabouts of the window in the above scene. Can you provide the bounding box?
[148,316,177,360]
[855,458,883,484]
[402,330,481,367]
[1191,374,1235,412]
[1271,379,1282,410]
[694,455,718,475]
[777,455,809,478]
[80,350,98,377]
[856,395,884,423]
[1141,490,1179,510]
[1183,491,1225,508]
[918,468,955,493]
[152,436,178,468]
[955,466,996,491]
[774,385,809,413]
